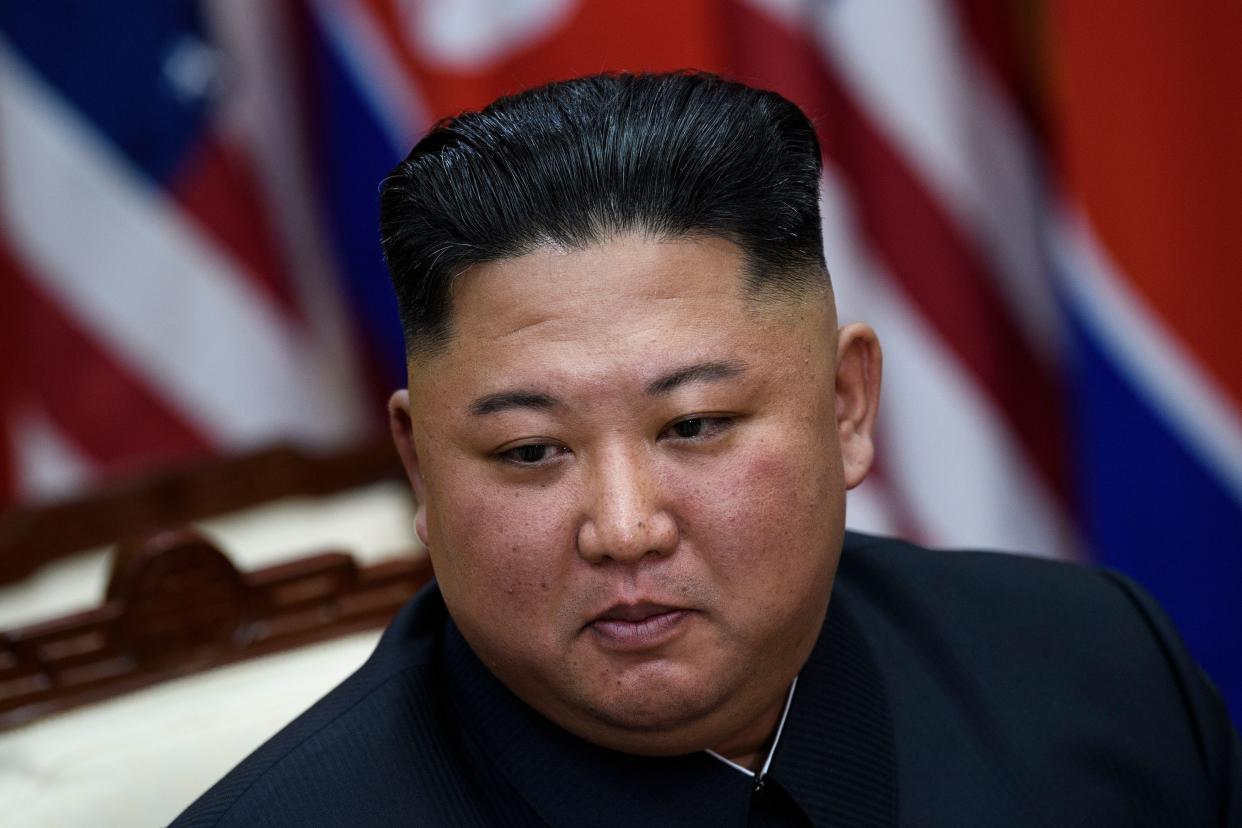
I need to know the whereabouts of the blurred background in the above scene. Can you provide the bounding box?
[0,0,1238,726]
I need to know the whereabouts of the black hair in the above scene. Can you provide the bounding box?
[379,71,827,357]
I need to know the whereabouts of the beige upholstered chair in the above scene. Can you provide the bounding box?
[0,444,426,827]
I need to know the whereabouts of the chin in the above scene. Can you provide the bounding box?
[580,671,724,737]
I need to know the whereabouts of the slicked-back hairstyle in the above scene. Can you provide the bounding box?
[379,71,827,358]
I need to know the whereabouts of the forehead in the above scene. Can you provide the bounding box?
[407,235,832,406]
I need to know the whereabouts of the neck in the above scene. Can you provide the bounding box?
[709,679,794,772]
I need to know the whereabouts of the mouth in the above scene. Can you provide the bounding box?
[587,602,692,651]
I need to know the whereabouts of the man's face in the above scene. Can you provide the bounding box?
[392,234,879,762]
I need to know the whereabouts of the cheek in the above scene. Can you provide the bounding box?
[675,437,842,588]
[693,437,833,523]
[428,478,574,621]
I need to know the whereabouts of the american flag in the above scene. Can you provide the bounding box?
[2,1,1239,719]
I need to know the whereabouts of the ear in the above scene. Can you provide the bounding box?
[388,389,430,547]
[834,323,882,490]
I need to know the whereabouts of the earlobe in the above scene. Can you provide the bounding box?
[834,324,882,490]
[388,389,431,547]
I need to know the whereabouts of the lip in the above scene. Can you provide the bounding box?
[587,602,692,651]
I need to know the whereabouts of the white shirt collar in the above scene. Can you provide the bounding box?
[704,675,798,779]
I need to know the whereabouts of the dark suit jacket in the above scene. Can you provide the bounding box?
[172,533,1241,827]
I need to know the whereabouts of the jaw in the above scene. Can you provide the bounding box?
[494,603,816,758]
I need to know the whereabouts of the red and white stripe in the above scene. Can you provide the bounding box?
[736,0,1076,556]
[0,23,367,501]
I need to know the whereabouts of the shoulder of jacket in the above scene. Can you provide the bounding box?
[171,584,454,827]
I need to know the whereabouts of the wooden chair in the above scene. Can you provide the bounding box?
[0,440,430,826]
[0,527,431,730]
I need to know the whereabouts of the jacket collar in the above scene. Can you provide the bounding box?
[771,595,899,826]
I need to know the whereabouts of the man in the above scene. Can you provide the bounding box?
[175,72,1240,826]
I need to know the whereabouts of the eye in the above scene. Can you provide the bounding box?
[662,416,733,442]
[496,443,567,466]
[673,418,706,439]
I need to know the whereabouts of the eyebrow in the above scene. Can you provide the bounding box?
[467,359,747,416]
[469,391,560,416]
[645,359,746,395]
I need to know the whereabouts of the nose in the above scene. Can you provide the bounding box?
[576,446,678,565]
